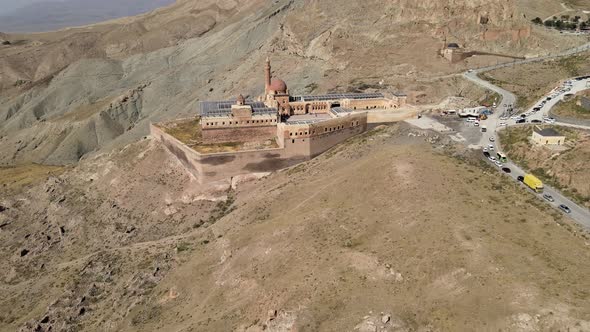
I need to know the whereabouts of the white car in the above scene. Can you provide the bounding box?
[474,122,480,127]
[490,156,497,162]
[499,122,507,126]
[488,145,495,151]
[489,137,496,142]
[495,161,503,167]
[483,147,488,152]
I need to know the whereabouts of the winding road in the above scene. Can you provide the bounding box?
[462,45,590,228]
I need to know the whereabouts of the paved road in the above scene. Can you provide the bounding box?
[462,46,590,228]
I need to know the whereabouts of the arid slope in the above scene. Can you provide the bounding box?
[2,124,589,331]
[0,0,588,165]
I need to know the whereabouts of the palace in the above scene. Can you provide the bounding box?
[151,58,410,186]
[199,58,407,144]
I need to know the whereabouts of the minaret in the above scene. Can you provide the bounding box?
[265,57,271,94]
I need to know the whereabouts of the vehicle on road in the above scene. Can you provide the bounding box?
[494,161,502,167]
[559,204,571,214]
[543,194,555,202]
[489,137,495,142]
[474,122,479,127]
[483,151,490,158]
[489,156,497,162]
[523,174,544,193]
[516,118,526,124]
[502,167,511,173]
[483,147,488,152]
[481,125,487,132]
[499,122,507,126]
[488,144,494,151]
[517,175,524,182]
[531,119,542,123]
[497,152,507,163]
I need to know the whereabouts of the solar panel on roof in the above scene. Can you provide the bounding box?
[295,92,385,102]
[199,100,277,117]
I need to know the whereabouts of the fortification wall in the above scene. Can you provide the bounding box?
[151,123,307,184]
[150,124,205,179]
[202,125,277,144]
[281,113,368,157]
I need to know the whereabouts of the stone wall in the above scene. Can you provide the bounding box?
[202,125,277,144]
[151,124,307,185]
[151,113,369,185]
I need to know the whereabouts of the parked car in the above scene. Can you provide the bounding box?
[559,204,571,214]
[489,137,495,142]
[502,167,511,173]
[499,122,507,126]
[483,147,488,152]
[495,161,503,167]
[517,176,524,182]
[543,194,555,202]
[516,119,526,124]
[531,119,542,123]
[488,145,494,151]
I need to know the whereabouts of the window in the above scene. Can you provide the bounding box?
[290,132,293,136]
[292,139,295,143]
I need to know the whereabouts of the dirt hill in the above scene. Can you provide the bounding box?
[2,124,589,332]
[0,0,588,165]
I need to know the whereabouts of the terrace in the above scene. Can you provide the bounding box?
[154,117,279,154]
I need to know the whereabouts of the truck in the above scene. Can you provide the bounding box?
[523,174,543,193]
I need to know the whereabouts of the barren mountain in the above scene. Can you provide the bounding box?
[0,0,588,165]
[2,125,590,332]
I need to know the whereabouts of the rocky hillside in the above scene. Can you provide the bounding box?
[0,0,587,165]
[2,124,590,331]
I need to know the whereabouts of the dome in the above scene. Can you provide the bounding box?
[269,78,287,93]
[447,43,460,49]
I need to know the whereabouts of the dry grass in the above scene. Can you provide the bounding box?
[481,52,590,109]
[499,125,590,207]
[158,117,202,146]
[158,117,279,154]
[0,164,66,192]
[553,97,590,119]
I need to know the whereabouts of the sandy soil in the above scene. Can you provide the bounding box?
[3,124,590,331]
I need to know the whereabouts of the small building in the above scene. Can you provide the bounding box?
[532,126,566,145]
[441,43,465,63]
